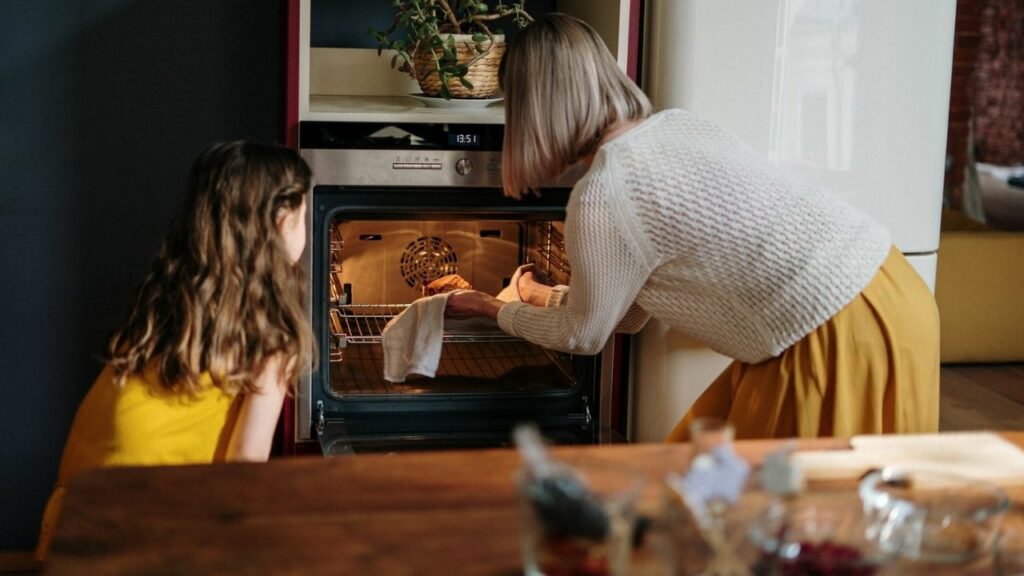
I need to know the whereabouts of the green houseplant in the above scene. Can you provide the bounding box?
[370,0,532,100]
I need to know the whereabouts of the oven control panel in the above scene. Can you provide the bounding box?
[454,157,473,176]
[391,162,442,170]
[299,121,579,188]
[303,148,503,187]
[300,121,505,187]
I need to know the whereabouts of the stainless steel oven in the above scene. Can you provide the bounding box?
[297,120,619,455]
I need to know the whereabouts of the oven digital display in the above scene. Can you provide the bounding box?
[448,132,481,147]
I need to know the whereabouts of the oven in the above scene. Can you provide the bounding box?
[297,120,620,455]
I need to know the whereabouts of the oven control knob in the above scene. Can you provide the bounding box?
[455,157,473,176]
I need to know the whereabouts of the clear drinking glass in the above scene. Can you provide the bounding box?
[672,417,756,576]
[859,467,1009,564]
[748,492,899,575]
[519,462,645,576]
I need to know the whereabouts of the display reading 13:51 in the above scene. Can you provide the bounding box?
[450,133,480,146]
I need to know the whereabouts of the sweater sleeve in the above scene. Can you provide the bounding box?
[543,286,651,335]
[497,158,654,354]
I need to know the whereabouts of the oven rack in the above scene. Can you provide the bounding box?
[331,304,521,345]
[532,222,571,286]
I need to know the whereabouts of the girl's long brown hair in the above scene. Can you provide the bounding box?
[106,141,315,395]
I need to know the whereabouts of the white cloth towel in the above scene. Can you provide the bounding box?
[381,292,451,383]
[496,263,531,303]
[380,265,534,383]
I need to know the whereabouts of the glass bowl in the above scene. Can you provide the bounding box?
[859,467,1009,564]
[748,492,899,575]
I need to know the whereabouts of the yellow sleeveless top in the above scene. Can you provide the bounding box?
[36,363,242,560]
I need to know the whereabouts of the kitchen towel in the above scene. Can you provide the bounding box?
[380,264,534,383]
[381,292,452,383]
[496,263,531,303]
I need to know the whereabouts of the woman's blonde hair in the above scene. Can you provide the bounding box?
[107,141,315,396]
[501,13,651,199]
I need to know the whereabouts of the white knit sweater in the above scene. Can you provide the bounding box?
[497,109,892,363]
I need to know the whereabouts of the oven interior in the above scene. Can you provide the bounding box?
[311,187,599,454]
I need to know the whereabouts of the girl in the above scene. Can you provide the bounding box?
[36,141,314,559]
[446,14,940,440]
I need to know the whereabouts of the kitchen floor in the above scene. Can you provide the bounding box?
[940,363,1024,431]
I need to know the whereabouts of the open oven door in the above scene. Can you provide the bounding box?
[309,186,603,455]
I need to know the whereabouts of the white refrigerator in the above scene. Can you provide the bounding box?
[631,0,956,442]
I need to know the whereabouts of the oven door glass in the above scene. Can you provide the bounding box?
[326,217,575,397]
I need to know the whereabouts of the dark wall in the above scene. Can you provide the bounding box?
[0,0,283,549]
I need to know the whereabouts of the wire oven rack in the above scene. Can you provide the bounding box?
[331,304,521,345]
[327,303,575,394]
[533,222,571,286]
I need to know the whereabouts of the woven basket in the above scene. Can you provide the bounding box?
[413,34,505,99]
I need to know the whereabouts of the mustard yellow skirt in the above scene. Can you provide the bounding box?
[667,246,940,441]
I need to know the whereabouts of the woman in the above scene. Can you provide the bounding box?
[37,141,315,559]
[446,13,939,440]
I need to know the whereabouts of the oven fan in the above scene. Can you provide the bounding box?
[399,236,459,288]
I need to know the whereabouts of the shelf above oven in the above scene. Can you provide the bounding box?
[308,95,504,125]
[331,304,519,345]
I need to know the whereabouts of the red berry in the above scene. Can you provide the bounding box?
[768,540,877,576]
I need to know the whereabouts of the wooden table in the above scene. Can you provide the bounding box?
[44,434,1024,575]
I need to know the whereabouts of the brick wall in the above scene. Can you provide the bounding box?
[973,0,1024,166]
[946,0,981,210]
[945,0,1024,210]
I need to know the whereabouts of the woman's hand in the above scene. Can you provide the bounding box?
[445,290,505,320]
[517,269,555,307]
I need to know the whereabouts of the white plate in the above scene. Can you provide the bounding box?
[409,94,503,109]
